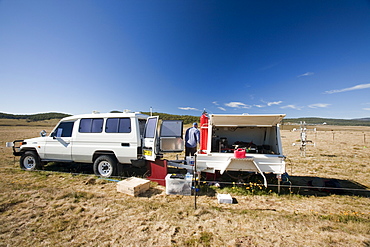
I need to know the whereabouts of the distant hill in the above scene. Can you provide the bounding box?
[0,111,199,124]
[139,112,199,125]
[0,112,71,121]
[354,117,370,121]
[283,117,370,126]
[110,111,199,124]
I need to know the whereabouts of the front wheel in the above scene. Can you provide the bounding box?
[20,151,42,171]
[93,155,118,177]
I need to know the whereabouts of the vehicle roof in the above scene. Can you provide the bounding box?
[209,114,286,127]
[60,112,150,121]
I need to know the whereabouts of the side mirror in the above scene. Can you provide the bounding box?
[40,130,47,137]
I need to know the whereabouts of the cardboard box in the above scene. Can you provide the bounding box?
[217,193,233,204]
[117,177,150,196]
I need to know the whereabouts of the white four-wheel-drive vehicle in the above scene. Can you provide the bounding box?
[11,112,183,177]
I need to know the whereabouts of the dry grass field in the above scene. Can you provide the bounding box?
[0,120,370,246]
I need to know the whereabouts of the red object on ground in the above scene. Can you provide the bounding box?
[205,170,221,181]
[147,159,167,186]
[234,148,246,158]
[200,111,209,154]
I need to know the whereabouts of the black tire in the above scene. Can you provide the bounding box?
[93,155,118,177]
[20,151,42,171]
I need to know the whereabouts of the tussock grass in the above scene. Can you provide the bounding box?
[0,122,370,246]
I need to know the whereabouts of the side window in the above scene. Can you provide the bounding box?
[118,118,131,133]
[91,119,104,132]
[105,118,118,133]
[52,122,74,137]
[144,118,157,138]
[106,118,131,133]
[79,118,103,133]
[79,119,91,133]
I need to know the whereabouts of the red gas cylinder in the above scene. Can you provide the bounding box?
[199,111,208,154]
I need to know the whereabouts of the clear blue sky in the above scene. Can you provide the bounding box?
[1,0,370,119]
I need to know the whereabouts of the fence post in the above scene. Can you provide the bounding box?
[332,130,334,141]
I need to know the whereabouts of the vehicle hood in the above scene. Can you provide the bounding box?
[23,136,47,144]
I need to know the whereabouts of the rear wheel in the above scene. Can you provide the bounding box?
[93,155,118,177]
[20,151,42,171]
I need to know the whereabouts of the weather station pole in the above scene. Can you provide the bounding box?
[194,154,197,210]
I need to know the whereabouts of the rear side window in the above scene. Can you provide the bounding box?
[79,118,103,133]
[106,118,131,133]
[144,117,157,138]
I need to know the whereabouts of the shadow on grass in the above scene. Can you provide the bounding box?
[42,162,151,178]
[287,175,370,197]
[195,172,370,197]
[42,162,165,198]
[43,162,95,175]
[139,187,164,198]
[40,163,369,197]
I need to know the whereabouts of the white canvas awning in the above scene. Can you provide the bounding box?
[209,114,286,127]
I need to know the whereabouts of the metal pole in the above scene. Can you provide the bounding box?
[194,154,197,210]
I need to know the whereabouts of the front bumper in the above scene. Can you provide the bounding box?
[12,140,24,156]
